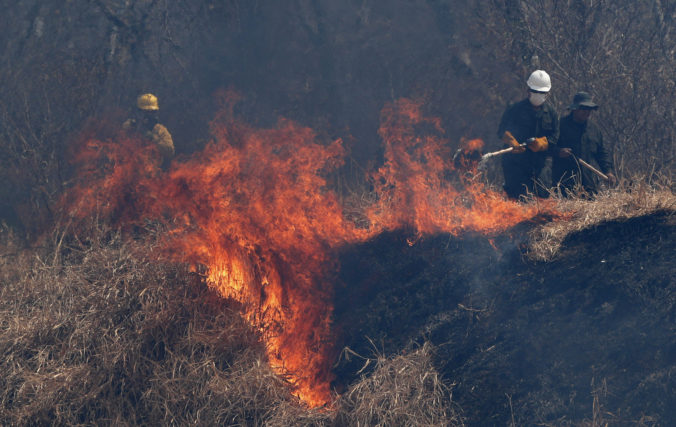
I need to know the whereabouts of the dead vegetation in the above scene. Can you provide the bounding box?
[528,179,676,261]
[0,221,460,426]
[334,343,463,427]
[0,223,281,425]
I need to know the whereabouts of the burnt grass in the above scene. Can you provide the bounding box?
[333,211,676,425]
[1,210,672,425]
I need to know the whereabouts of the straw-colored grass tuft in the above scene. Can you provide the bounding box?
[528,181,676,261]
[333,342,464,427]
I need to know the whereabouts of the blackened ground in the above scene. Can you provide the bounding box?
[333,211,676,425]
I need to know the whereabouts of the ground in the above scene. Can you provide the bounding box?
[334,211,676,425]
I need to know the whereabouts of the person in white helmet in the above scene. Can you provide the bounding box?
[497,70,559,199]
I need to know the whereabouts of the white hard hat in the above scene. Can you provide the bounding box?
[526,70,551,92]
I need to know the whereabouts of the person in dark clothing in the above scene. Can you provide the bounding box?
[497,70,560,200]
[552,91,616,197]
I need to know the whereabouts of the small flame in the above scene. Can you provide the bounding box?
[63,93,558,407]
[462,138,484,152]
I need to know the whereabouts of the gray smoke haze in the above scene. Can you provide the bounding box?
[1,1,674,231]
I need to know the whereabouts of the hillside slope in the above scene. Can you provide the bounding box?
[1,204,673,425]
[334,210,676,425]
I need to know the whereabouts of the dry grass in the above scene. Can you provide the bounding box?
[0,221,460,426]
[334,343,464,427]
[528,180,676,261]
[0,223,293,425]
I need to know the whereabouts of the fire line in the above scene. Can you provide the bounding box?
[64,94,559,407]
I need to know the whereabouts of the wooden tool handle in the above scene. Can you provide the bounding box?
[577,158,609,181]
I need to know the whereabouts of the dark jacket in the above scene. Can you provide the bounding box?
[552,113,612,195]
[497,98,559,199]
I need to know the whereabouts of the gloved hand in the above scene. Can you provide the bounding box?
[527,136,548,152]
[558,147,573,158]
[502,131,525,153]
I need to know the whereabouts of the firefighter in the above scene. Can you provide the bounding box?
[497,70,559,199]
[123,93,174,168]
[552,91,616,197]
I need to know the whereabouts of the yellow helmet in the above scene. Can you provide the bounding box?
[137,93,159,111]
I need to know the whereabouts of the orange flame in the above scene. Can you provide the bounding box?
[462,138,484,152]
[64,94,558,407]
[367,98,544,235]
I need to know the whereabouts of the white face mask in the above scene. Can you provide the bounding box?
[529,92,548,106]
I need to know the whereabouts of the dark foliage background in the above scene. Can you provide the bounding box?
[1,0,674,235]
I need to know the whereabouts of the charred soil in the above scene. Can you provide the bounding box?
[334,210,676,425]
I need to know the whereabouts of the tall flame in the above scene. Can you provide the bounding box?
[369,98,545,234]
[64,93,557,407]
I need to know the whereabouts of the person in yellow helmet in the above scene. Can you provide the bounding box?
[123,93,175,168]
